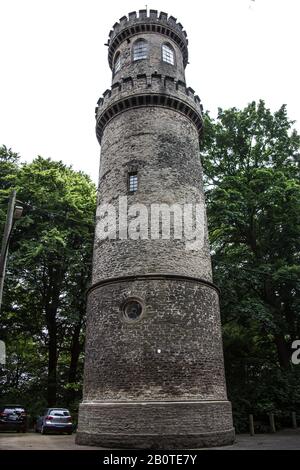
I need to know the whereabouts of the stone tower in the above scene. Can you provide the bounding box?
[76,10,234,448]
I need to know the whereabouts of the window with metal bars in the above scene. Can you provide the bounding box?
[162,44,174,65]
[128,173,138,193]
[133,40,148,61]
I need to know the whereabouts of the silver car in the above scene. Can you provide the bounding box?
[35,408,73,435]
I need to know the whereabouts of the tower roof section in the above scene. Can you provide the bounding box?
[107,10,189,69]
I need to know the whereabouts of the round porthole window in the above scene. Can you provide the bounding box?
[122,299,143,322]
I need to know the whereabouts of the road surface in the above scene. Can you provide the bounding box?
[0,429,299,450]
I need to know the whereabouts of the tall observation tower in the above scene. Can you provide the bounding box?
[76,9,234,448]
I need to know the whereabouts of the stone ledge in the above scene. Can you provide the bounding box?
[87,273,220,297]
[95,75,203,143]
[96,75,202,116]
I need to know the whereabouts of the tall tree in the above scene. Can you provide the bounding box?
[201,101,300,424]
[0,145,20,232]
[2,156,96,406]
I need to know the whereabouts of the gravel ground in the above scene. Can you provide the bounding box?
[0,429,299,450]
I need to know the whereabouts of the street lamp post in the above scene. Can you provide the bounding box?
[0,190,23,313]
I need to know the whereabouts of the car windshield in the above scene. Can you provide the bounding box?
[49,409,70,416]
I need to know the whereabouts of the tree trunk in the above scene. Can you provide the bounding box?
[44,264,63,407]
[274,334,290,369]
[65,322,82,405]
[65,300,86,405]
[66,267,88,405]
[263,279,290,368]
[46,313,57,406]
[68,322,82,384]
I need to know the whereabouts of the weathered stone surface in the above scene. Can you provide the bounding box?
[106,11,189,70]
[76,401,234,449]
[93,106,212,283]
[82,279,226,402]
[111,32,186,84]
[77,10,234,449]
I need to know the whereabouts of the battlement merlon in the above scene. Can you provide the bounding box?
[95,74,203,144]
[107,10,189,70]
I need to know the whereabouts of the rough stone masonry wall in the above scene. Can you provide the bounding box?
[77,401,234,449]
[95,73,203,143]
[111,32,185,85]
[83,278,228,402]
[92,105,212,284]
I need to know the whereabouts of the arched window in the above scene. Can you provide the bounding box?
[133,39,148,61]
[162,44,174,65]
[113,52,121,74]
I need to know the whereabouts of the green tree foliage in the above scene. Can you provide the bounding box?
[1,101,299,431]
[201,101,300,430]
[0,146,20,233]
[0,155,96,415]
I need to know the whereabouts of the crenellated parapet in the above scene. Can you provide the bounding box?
[95,74,203,143]
[107,10,189,69]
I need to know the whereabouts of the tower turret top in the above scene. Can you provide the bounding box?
[106,10,189,70]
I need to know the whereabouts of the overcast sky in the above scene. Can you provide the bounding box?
[1,0,299,183]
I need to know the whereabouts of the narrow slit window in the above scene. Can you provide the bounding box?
[129,173,138,192]
[113,53,121,74]
[133,40,148,61]
[162,44,174,65]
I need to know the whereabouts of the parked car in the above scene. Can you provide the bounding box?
[35,408,73,435]
[0,405,28,432]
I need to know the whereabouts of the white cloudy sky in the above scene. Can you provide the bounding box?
[1,0,299,183]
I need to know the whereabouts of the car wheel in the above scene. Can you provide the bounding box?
[41,425,46,435]
[35,426,39,433]
[67,431,72,435]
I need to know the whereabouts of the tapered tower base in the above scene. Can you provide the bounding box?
[76,401,234,448]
